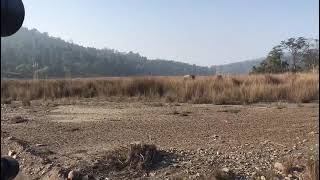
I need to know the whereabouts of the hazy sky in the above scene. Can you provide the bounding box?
[23,0,319,66]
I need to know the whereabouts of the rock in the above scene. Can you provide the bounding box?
[35,144,47,147]
[10,116,28,124]
[82,175,89,180]
[8,150,17,157]
[172,163,181,168]
[260,176,266,180]
[221,167,230,173]
[274,162,285,173]
[6,136,13,140]
[68,170,81,180]
[197,148,203,153]
[309,131,315,135]
[149,172,156,177]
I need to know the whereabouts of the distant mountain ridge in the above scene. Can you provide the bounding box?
[1,27,215,78]
[1,27,265,78]
[214,58,264,75]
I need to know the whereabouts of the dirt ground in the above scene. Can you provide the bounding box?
[1,98,319,179]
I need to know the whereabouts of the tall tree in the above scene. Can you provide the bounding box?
[251,45,288,73]
[280,37,309,72]
[303,39,319,72]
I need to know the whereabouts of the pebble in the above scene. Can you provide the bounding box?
[7,136,13,140]
[221,167,230,173]
[172,163,181,168]
[82,175,89,180]
[35,144,46,147]
[68,170,80,180]
[195,173,200,177]
[274,162,285,173]
[8,150,17,156]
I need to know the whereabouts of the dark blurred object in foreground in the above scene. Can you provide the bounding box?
[1,0,25,37]
[1,156,20,180]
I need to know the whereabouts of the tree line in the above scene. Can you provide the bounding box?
[252,37,319,74]
[1,27,216,79]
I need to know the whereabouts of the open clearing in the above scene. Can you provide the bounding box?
[1,99,319,179]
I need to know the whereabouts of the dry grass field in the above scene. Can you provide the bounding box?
[1,73,319,179]
[1,73,319,104]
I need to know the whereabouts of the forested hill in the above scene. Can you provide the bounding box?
[1,27,215,79]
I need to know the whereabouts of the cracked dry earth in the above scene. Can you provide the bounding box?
[1,99,319,179]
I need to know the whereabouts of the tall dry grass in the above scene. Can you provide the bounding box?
[1,73,319,104]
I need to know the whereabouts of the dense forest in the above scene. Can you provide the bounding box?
[1,27,216,79]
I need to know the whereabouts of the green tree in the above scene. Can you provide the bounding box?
[280,37,309,72]
[302,39,319,72]
[251,46,288,74]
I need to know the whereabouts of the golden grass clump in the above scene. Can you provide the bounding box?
[1,73,318,104]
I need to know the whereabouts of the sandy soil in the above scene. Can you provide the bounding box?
[1,99,319,179]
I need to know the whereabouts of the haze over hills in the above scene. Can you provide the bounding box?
[1,27,263,78]
[214,58,264,75]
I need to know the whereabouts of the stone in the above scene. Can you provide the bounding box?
[221,167,230,173]
[7,136,13,140]
[82,175,89,180]
[68,170,81,180]
[172,163,181,168]
[195,173,200,177]
[36,144,47,147]
[12,154,17,159]
[274,162,285,172]
[8,150,17,157]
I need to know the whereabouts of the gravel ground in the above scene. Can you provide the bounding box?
[1,99,319,179]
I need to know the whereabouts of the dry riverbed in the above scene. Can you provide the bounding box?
[1,99,319,179]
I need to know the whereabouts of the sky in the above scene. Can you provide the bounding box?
[22,0,319,66]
